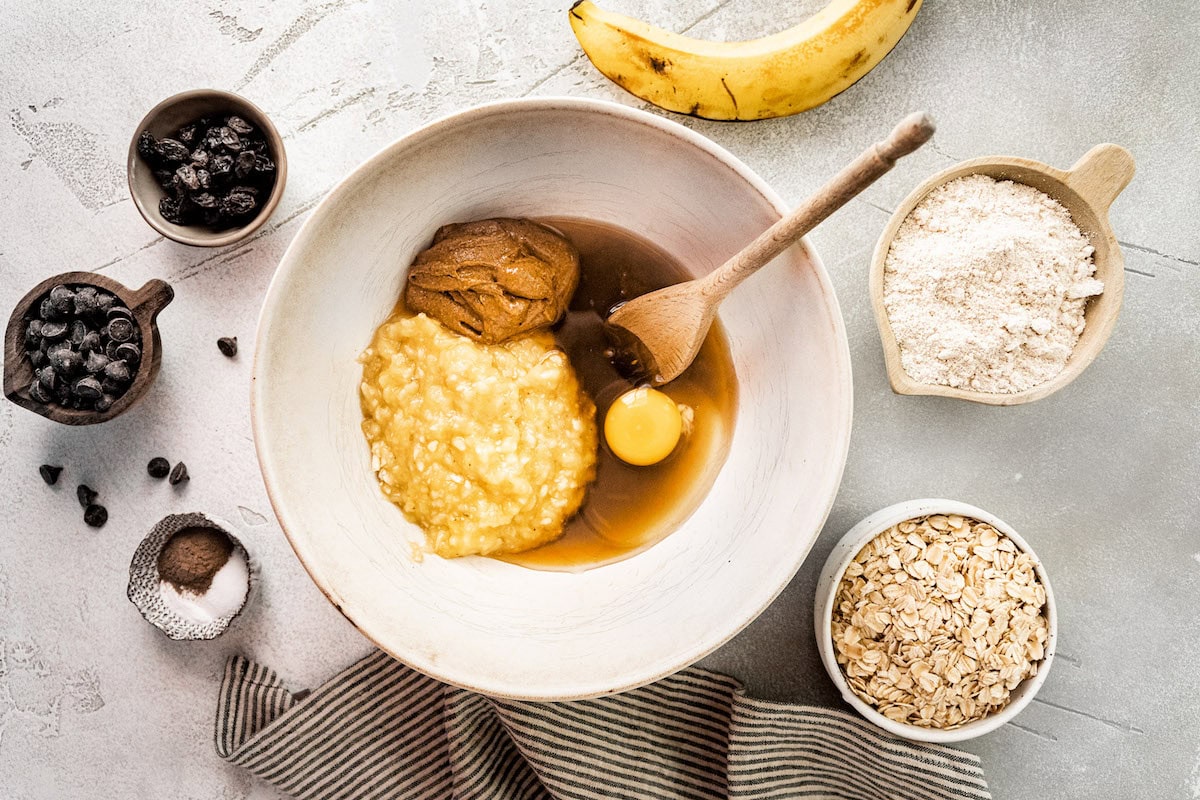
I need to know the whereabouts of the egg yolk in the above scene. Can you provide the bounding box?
[604,387,683,466]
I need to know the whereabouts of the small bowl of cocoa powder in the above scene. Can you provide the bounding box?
[127,512,254,640]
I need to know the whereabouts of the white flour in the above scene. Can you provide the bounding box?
[882,174,1102,393]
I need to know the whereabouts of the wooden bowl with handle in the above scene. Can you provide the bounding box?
[869,144,1135,405]
[4,272,174,425]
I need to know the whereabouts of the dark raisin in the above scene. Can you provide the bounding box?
[169,461,189,486]
[177,123,198,145]
[137,131,159,163]
[217,336,238,357]
[195,168,211,189]
[156,138,191,162]
[190,149,209,168]
[217,127,241,150]
[234,150,256,178]
[147,457,170,479]
[159,195,185,224]
[73,376,103,399]
[226,115,254,135]
[39,464,63,485]
[222,191,257,217]
[192,192,218,209]
[83,504,108,528]
[210,154,233,177]
[253,154,275,174]
[154,168,176,190]
[77,484,98,508]
[176,164,200,191]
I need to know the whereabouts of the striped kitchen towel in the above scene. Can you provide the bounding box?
[216,651,991,800]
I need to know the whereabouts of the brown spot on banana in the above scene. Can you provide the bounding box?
[648,55,669,74]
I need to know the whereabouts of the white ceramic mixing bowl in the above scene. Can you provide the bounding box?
[252,97,852,700]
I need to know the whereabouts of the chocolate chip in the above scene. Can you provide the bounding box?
[115,343,141,365]
[77,484,97,508]
[73,287,99,315]
[49,285,75,314]
[39,465,62,485]
[29,379,51,403]
[79,330,102,353]
[147,457,170,479]
[106,317,135,343]
[73,376,103,399]
[169,461,189,486]
[39,321,68,342]
[103,360,131,383]
[37,366,58,391]
[83,504,108,528]
[93,393,116,413]
[217,337,238,358]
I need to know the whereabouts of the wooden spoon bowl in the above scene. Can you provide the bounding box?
[4,272,174,425]
[869,144,1135,405]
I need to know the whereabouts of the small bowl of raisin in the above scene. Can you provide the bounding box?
[127,89,286,247]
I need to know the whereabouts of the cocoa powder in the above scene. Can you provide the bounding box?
[157,526,233,594]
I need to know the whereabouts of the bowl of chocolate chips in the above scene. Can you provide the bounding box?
[3,271,173,425]
[127,89,286,247]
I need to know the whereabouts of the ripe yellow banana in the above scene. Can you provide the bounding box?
[569,0,922,120]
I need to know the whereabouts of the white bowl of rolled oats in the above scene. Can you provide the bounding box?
[815,499,1056,742]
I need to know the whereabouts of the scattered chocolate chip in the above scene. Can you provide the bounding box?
[77,484,98,508]
[39,465,63,485]
[217,336,238,358]
[147,457,170,479]
[169,461,189,486]
[84,504,108,528]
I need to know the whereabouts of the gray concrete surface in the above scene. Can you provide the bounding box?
[1,1,1197,797]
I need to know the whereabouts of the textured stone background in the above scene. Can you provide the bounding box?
[1,1,1197,798]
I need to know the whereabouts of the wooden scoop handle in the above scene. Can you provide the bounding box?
[703,111,936,301]
[128,279,175,319]
[1064,143,1135,212]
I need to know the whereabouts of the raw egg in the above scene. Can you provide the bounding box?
[604,387,683,466]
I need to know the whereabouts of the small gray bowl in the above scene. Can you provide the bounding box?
[127,89,287,247]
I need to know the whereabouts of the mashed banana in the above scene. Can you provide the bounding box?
[359,312,598,558]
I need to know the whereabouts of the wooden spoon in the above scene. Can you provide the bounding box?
[607,111,937,385]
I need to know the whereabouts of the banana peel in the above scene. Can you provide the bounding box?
[569,0,923,121]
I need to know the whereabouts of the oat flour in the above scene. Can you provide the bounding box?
[883,174,1102,393]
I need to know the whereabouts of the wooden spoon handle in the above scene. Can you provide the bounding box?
[1064,143,1135,212]
[702,111,936,301]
